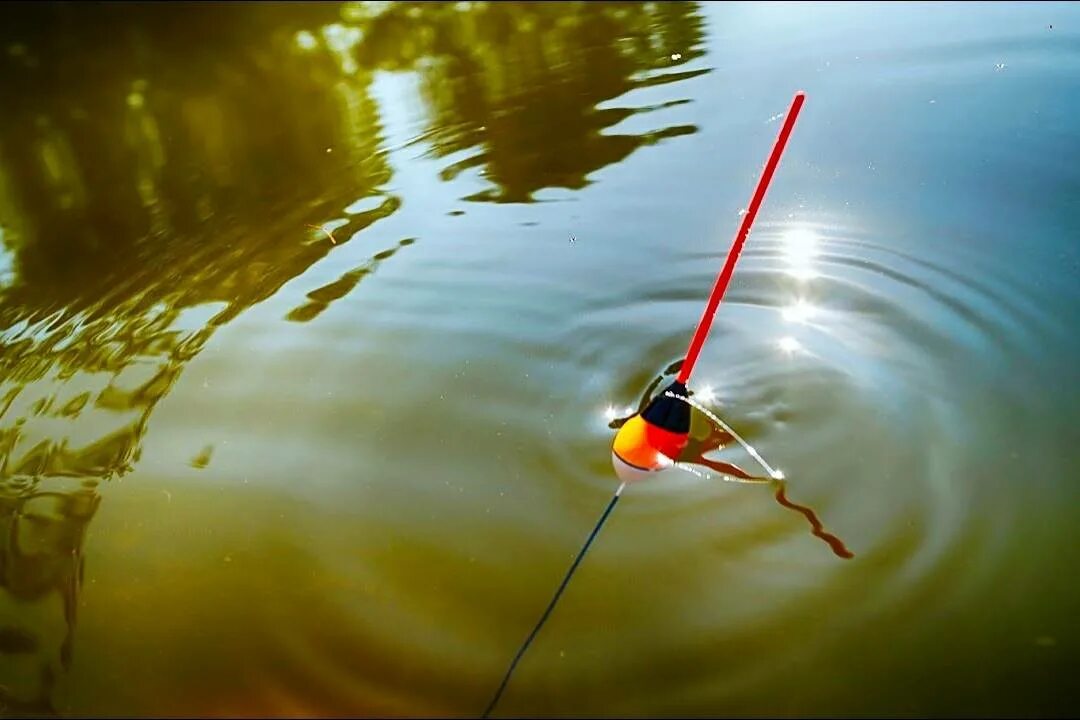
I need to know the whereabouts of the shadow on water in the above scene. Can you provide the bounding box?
[0,1,712,713]
[610,361,853,560]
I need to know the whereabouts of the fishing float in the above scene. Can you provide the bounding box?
[483,91,807,718]
[612,90,806,481]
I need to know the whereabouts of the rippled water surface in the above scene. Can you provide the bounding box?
[1,1,1078,716]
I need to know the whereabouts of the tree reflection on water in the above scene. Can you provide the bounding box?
[354,0,707,201]
[0,1,707,711]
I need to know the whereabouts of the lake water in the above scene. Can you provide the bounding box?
[0,2,1078,716]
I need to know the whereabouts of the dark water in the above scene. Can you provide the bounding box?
[1,1,1078,716]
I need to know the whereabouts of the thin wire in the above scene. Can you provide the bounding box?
[672,460,769,485]
[665,390,781,479]
[482,482,627,719]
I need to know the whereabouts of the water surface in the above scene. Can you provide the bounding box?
[0,2,1078,717]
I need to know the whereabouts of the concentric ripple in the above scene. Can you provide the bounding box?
[471,212,1073,714]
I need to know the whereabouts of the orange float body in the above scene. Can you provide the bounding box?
[611,380,691,479]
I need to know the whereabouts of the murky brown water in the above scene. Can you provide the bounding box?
[1,2,1078,717]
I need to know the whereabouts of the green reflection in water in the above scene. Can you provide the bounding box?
[0,1,710,712]
[352,0,707,202]
[0,4,394,711]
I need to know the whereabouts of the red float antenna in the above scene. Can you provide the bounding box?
[677,91,806,385]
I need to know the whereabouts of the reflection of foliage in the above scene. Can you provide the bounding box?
[0,4,402,708]
[350,1,708,202]
[0,1,709,708]
[0,0,401,498]
[287,237,416,323]
[0,486,98,715]
[0,3,389,313]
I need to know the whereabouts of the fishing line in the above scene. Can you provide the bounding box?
[484,396,776,717]
[672,460,770,485]
[666,390,782,479]
[482,482,627,718]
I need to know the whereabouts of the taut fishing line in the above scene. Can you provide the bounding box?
[481,482,626,718]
